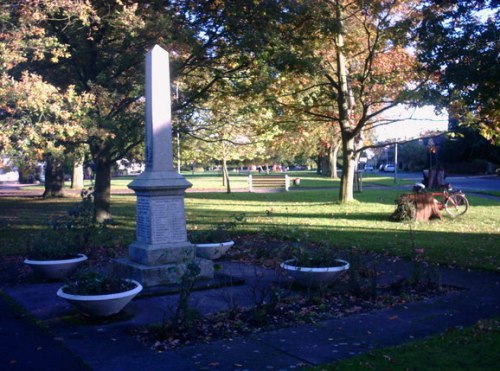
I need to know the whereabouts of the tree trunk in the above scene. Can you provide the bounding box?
[43,155,65,197]
[335,2,357,203]
[316,155,322,175]
[71,159,84,190]
[329,142,341,179]
[321,155,330,176]
[339,136,356,202]
[93,154,112,222]
[222,156,231,193]
[332,142,340,179]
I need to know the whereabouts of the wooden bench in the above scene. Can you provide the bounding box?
[248,174,290,192]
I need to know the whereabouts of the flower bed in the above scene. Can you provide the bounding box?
[135,234,458,351]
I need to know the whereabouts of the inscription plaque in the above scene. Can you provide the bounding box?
[135,196,187,245]
[136,197,151,243]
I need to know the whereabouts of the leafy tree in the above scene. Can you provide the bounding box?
[185,91,273,192]
[264,0,424,202]
[398,141,428,171]
[3,0,266,220]
[417,0,499,145]
[0,71,91,194]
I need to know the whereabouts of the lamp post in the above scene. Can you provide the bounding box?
[394,138,398,184]
[175,83,181,174]
[177,131,181,174]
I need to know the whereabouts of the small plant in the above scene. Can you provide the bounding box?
[291,245,346,268]
[261,210,342,265]
[172,262,202,328]
[63,269,135,295]
[284,236,345,268]
[390,194,416,222]
[347,249,378,299]
[27,188,112,260]
[388,223,441,292]
[189,213,246,244]
[158,262,202,336]
[67,188,112,248]
[409,248,441,290]
[27,224,79,260]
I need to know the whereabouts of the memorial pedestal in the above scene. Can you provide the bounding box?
[114,171,214,289]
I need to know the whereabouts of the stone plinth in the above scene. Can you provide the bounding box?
[128,176,191,266]
[115,170,214,288]
[114,257,214,289]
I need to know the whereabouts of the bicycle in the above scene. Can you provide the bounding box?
[413,183,469,218]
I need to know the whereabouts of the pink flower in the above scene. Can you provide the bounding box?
[414,248,425,255]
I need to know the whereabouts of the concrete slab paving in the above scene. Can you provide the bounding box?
[0,294,89,370]
[1,259,499,370]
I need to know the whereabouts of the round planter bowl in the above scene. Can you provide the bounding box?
[280,259,350,288]
[195,241,234,260]
[24,254,88,280]
[57,279,143,317]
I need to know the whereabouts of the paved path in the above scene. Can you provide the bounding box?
[1,182,499,202]
[1,259,499,370]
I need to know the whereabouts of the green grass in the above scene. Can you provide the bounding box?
[1,188,498,271]
[362,173,415,187]
[22,171,415,192]
[182,170,341,189]
[21,172,336,192]
[185,190,499,270]
[312,318,500,370]
[475,190,500,198]
[1,187,498,369]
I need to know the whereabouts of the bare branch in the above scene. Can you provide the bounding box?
[357,132,447,153]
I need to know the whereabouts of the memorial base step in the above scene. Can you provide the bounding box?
[113,257,214,289]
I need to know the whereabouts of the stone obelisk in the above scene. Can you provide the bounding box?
[115,45,213,288]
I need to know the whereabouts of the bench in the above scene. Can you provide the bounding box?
[248,174,290,192]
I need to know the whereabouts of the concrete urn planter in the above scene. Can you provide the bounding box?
[195,241,234,260]
[57,279,143,317]
[24,254,88,280]
[280,258,349,288]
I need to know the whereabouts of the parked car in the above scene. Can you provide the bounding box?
[383,164,396,172]
[364,165,374,171]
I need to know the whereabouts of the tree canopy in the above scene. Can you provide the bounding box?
[417,0,499,145]
[252,0,424,201]
[1,0,497,213]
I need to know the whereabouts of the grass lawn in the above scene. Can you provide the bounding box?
[313,318,500,370]
[1,188,498,271]
[1,187,498,368]
[21,170,415,192]
[476,190,500,198]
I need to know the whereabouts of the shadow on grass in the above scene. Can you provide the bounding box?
[1,193,498,271]
[186,206,390,223]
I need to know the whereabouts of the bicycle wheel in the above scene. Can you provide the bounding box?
[444,193,469,218]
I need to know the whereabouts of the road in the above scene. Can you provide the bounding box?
[398,172,500,193]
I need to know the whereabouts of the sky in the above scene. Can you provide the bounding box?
[375,105,448,142]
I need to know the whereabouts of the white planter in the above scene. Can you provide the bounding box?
[24,254,88,280]
[57,279,143,317]
[195,240,234,260]
[280,259,349,288]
